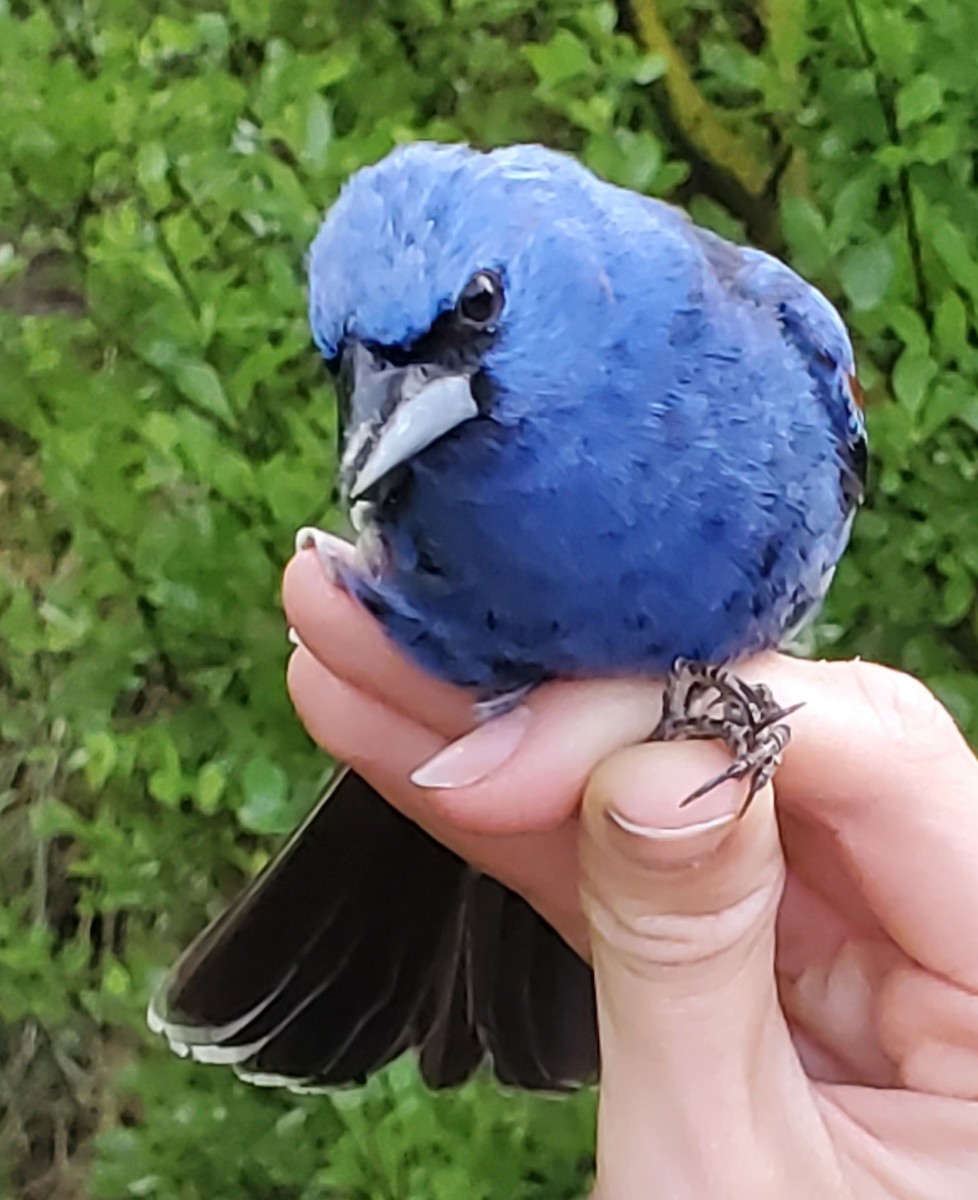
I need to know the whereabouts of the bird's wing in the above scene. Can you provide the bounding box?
[691,224,868,508]
[149,766,598,1092]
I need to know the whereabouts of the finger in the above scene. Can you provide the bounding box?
[283,545,472,738]
[816,1085,978,1197]
[410,678,664,835]
[286,646,587,952]
[580,742,844,1199]
[776,867,903,1087]
[878,965,978,1100]
[287,642,442,796]
[753,657,978,992]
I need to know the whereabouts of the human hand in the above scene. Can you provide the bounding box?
[284,534,978,1199]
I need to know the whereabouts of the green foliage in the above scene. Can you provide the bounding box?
[1,0,976,1195]
[90,1057,594,1200]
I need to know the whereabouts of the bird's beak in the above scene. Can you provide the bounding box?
[339,342,480,503]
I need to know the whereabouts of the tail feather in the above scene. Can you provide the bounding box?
[150,767,598,1091]
[467,875,598,1088]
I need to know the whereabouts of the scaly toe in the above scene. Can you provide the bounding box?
[651,660,803,812]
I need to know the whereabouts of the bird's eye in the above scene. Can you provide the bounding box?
[456,270,504,329]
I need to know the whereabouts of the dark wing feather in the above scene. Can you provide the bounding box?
[150,767,598,1091]
[466,874,598,1089]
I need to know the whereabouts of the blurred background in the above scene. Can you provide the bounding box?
[1,0,976,1196]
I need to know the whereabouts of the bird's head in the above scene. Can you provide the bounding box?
[308,142,670,510]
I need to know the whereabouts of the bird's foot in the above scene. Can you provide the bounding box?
[651,659,803,814]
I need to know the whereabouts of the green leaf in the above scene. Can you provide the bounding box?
[301,94,333,169]
[524,30,595,87]
[931,222,978,302]
[780,196,828,277]
[102,958,131,999]
[934,293,968,362]
[238,756,291,833]
[196,762,227,815]
[837,241,894,311]
[148,738,185,807]
[896,75,943,128]
[891,349,938,414]
[171,361,234,421]
[82,731,120,789]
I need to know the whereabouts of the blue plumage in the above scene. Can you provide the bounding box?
[152,143,867,1093]
[308,142,865,693]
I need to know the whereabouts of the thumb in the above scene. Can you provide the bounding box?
[581,741,838,1200]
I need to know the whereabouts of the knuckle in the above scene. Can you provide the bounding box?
[843,660,956,749]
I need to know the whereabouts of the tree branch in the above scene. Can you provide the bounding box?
[628,0,769,197]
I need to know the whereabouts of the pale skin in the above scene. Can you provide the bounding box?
[284,540,978,1199]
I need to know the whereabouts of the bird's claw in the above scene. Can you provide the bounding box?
[651,659,803,814]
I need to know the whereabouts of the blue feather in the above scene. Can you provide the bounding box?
[309,143,865,693]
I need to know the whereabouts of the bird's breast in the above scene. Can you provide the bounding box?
[348,414,849,693]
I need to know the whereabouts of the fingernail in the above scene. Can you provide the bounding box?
[607,806,739,864]
[592,743,750,861]
[410,706,533,789]
[607,806,739,844]
[294,526,354,584]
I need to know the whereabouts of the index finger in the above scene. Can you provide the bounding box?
[282,544,474,739]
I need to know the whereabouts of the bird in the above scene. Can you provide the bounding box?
[149,142,866,1094]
